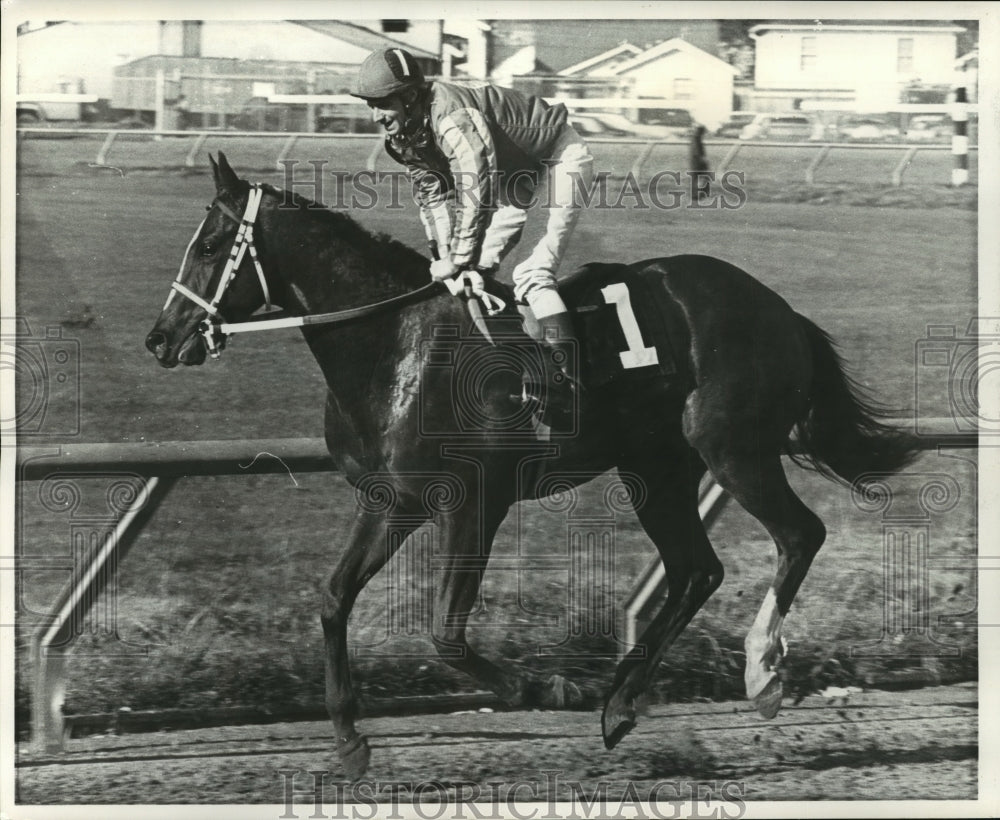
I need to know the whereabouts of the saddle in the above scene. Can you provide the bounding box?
[422,263,691,439]
[469,263,690,392]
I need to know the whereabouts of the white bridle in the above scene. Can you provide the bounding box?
[161,183,507,358]
[164,184,273,358]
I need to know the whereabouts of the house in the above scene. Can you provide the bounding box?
[489,45,555,90]
[17,20,439,107]
[558,43,644,77]
[558,38,738,130]
[488,19,721,76]
[748,21,966,110]
[606,38,738,129]
[443,19,721,82]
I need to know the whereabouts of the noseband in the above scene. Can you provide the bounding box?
[166,184,272,358]
[163,184,504,359]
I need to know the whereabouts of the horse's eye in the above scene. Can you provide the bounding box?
[201,242,215,257]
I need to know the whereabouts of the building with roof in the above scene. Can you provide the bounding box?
[558,44,644,78]
[609,38,737,129]
[747,20,966,110]
[17,19,439,105]
[488,19,721,77]
[556,38,737,130]
[442,19,723,82]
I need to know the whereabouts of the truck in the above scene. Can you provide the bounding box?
[16,94,99,125]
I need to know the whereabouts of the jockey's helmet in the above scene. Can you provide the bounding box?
[351,47,425,100]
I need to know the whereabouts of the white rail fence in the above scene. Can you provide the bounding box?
[16,125,977,188]
[16,419,975,751]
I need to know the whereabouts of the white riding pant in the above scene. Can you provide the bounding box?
[478,126,594,316]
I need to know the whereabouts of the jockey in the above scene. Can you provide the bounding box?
[351,46,595,419]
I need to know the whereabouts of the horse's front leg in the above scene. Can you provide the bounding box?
[322,507,427,779]
[432,504,584,709]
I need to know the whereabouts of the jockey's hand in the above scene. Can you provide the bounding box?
[442,269,485,298]
[430,257,460,281]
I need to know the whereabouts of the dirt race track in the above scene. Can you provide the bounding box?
[15,683,976,806]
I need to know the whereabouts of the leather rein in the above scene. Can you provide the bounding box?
[165,183,459,359]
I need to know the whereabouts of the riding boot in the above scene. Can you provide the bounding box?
[530,309,583,433]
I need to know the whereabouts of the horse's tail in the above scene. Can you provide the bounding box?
[790,314,920,487]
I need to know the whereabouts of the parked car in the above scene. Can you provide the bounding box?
[636,107,696,138]
[232,97,308,132]
[568,115,619,137]
[905,114,952,142]
[316,107,378,134]
[836,115,901,142]
[588,111,694,139]
[739,113,821,141]
[714,112,757,138]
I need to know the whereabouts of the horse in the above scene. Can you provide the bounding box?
[146,153,918,779]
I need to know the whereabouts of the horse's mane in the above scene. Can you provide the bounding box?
[260,182,430,283]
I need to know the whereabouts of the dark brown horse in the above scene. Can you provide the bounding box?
[146,153,917,779]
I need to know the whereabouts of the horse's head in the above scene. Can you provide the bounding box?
[146,152,275,367]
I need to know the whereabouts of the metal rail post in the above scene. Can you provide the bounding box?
[630,141,658,179]
[951,86,970,186]
[276,135,299,170]
[94,132,118,166]
[185,133,209,168]
[30,475,176,752]
[892,146,921,187]
[366,138,384,173]
[805,145,832,185]
[716,141,743,175]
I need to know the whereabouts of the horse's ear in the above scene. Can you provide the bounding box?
[211,151,241,197]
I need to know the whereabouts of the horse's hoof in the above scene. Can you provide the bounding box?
[751,674,783,720]
[601,693,636,750]
[543,674,584,709]
[337,733,371,780]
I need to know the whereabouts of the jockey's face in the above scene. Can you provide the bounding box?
[367,95,407,136]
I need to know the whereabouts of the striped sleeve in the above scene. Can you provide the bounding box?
[436,107,497,268]
[411,168,453,255]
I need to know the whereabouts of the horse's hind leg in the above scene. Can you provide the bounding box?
[679,280,826,719]
[603,444,723,749]
[694,435,826,719]
[322,507,428,779]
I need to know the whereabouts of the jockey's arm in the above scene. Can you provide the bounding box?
[411,169,453,260]
[435,108,496,271]
[410,170,459,281]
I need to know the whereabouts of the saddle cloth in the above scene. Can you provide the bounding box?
[481,262,690,391]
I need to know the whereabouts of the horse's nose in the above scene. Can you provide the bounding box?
[145,330,167,356]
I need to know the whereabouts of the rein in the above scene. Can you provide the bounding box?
[168,183,502,359]
[218,281,444,335]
